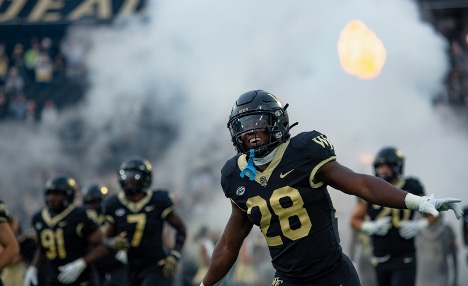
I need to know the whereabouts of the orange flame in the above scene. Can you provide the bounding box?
[338,20,386,79]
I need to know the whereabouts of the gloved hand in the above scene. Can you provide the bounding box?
[360,217,391,236]
[399,218,429,239]
[158,250,181,278]
[115,250,128,264]
[406,194,463,219]
[23,265,38,286]
[105,232,130,251]
[57,258,87,284]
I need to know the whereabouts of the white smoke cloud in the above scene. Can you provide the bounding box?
[3,0,468,281]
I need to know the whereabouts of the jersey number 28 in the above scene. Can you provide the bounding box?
[246,186,312,246]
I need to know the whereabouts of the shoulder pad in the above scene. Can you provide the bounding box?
[290,131,336,161]
[290,131,322,149]
[403,177,425,195]
[221,155,240,178]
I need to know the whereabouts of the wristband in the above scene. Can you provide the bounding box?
[404,193,426,210]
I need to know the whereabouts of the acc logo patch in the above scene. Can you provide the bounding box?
[236,186,246,196]
[259,176,268,187]
[115,209,126,217]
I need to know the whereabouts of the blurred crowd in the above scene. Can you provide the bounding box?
[0,35,86,124]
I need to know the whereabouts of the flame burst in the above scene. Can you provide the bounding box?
[338,20,386,80]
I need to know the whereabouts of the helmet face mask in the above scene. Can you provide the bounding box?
[373,147,404,182]
[118,157,152,197]
[227,90,290,157]
[44,175,78,213]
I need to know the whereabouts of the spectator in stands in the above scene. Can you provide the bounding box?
[34,51,53,89]
[41,99,59,125]
[416,213,458,286]
[8,93,28,120]
[24,38,40,71]
[10,44,24,68]
[4,67,24,96]
[192,226,215,285]
[0,86,8,119]
[0,43,9,84]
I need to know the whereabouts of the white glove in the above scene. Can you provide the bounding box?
[399,218,429,239]
[405,193,463,219]
[23,265,38,286]
[115,250,128,264]
[57,258,87,284]
[360,217,391,236]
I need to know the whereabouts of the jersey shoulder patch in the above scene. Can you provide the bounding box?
[290,131,336,162]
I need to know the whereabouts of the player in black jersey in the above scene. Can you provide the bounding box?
[463,205,468,265]
[103,156,187,286]
[83,184,129,286]
[351,147,432,286]
[23,174,108,286]
[200,90,463,286]
[0,200,20,286]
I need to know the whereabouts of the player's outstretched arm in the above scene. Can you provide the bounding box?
[201,202,253,286]
[319,161,463,219]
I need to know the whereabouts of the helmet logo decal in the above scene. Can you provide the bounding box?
[236,186,246,196]
[238,108,249,114]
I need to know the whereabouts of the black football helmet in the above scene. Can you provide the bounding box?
[118,156,152,196]
[373,147,405,182]
[227,90,294,157]
[44,174,78,211]
[83,184,108,204]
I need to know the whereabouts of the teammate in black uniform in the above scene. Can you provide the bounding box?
[103,156,187,286]
[83,184,128,286]
[463,205,468,265]
[351,147,432,286]
[200,90,463,286]
[0,200,20,286]
[23,174,108,286]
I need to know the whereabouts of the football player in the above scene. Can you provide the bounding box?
[350,147,432,286]
[23,174,108,286]
[103,156,187,286]
[200,90,463,286]
[0,199,20,286]
[83,184,129,286]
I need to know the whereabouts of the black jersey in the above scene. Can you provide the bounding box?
[31,206,99,283]
[0,200,10,223]
[103,190,175,268]
[221,131,342,283]
[365,178,425,257]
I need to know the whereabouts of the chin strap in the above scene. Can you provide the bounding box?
[240,149,256,181]
[253,146,278,166]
